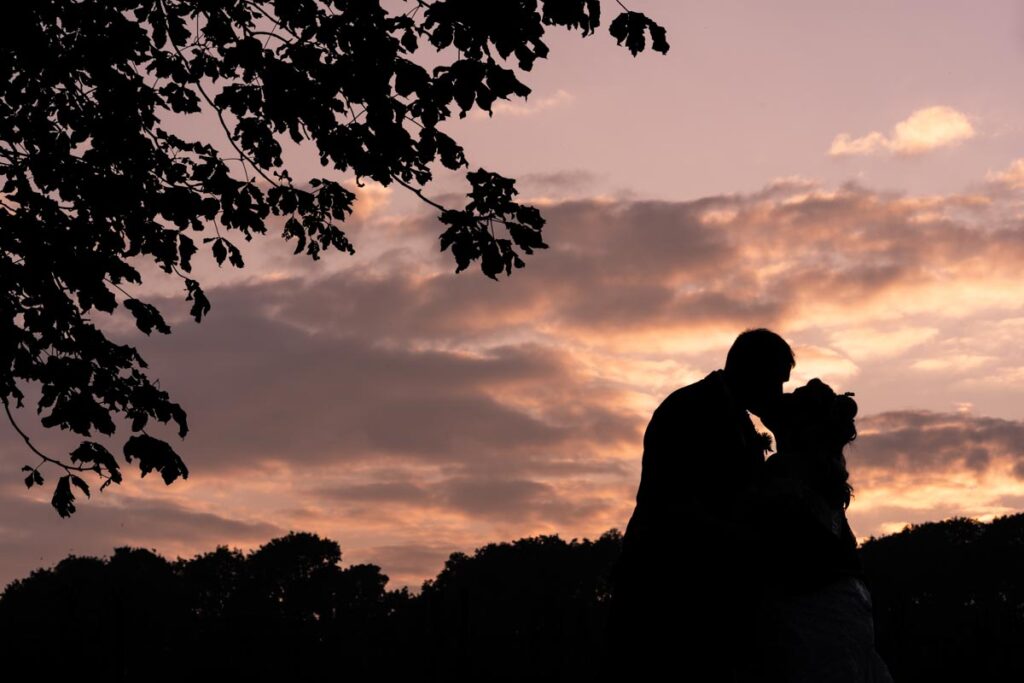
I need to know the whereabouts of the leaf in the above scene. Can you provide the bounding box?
[178,233,198,271]
[400,28,418,52]
[70,441,122,485]
[184,279,211,322]
[225,239,245,268]
[395,59,428,97]
[611,12,644,56]
[435,131,467,170]
[508,223,548,254]
[70,475,91,498]
[608,12,633,50]
[608,11,668,57]
[439,225,459,253]
[648,20,670,54]
[52,475,76,518]
[479,233,503,280]
[123,434,189,485]
[158,82,201,113]
[124,298,172,335]
[584,0,601,35]
[39,388,118,436]
[24,468,44,489]
[212,237,227,266]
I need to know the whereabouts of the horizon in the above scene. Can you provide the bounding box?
[8,507,1018,597]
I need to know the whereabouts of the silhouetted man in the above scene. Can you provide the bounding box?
[605,329,795,682]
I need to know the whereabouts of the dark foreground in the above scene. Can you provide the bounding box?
[1,514,1021,681]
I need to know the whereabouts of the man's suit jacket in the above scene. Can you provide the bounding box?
[614,369,767,593]
[603,371,771,682]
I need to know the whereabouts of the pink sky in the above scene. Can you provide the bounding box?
[3,1,1024,591]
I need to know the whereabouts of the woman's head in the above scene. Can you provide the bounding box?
[768,378,857,509]
[786,378,857,451]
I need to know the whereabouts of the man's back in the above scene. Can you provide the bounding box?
[606,370,767,681]
[619,370,764,579]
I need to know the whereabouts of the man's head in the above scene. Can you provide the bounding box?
[723,328,794,417]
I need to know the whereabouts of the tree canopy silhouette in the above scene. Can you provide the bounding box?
[0,530,404,680]
[0,1,668,515]
[2,516,1021,681]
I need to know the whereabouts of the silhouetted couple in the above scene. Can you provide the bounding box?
[606,329,893,682]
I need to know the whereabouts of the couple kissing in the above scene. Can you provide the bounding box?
[605,328,893,682]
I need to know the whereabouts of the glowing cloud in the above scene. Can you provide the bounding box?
[986,158,1024,189]
[829,106,975,157]
[830,326,939,361]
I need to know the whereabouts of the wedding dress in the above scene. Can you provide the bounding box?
[751,451,894,683]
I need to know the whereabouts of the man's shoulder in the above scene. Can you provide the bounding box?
[656,371,723,412]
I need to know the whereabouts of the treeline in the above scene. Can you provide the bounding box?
[1,515,1022,681]
[861,514,1024,681]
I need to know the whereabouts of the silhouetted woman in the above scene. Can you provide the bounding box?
[753,379,893,682]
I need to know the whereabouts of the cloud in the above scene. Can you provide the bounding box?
[789,344,860,383]
[342,178,392,219]
[836,410,1024,539]
[986,158,1024,190]
[471,89,574,118]
[0,493,281,591]
[79,304,641,472]
[515,170,600,191]
[850,503,986,540]
[828,131,889,157]
[854,410,1024,477]
[437,476,609,523]
[829,106,975,156]
[359,542,460,590]
[829,326,939,361]
[103,169,1024,367]
[316,475,613,526]
[910,354,996,373]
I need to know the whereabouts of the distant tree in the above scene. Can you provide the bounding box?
[0,530,407,679]
[3,519,1024,681]
[0,548,187,680]
[0,1,669,515]
[0,527,626,679]
[861,514,1024,682]
[176,544,246,622]
[415,529,623,680]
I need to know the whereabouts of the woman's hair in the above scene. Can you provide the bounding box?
[788,378,857,510]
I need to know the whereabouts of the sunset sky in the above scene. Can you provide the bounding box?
[3,0,1024,592]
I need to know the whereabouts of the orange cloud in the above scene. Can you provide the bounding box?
[986,158,1024,189]
[846,410,1024,539]
[829,106,975,157]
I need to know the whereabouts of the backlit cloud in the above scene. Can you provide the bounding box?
[986,158,1024,190]
[855,411,1024,477]
[829,106,975,157]
[845,410,1024,539]
[830,326,939,361]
